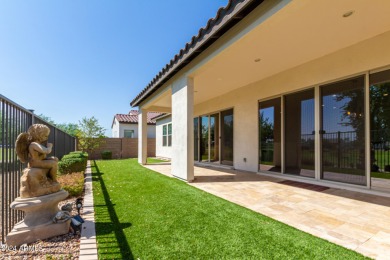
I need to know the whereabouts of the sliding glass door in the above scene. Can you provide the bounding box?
[221,109,234,165]
[370,69,390,191]
[259,98,281,172]
[210,114,220,162]
[200,116,209,162]
[285,89,315,177]
[194,117,199,162]
[320,76,366,185]
[194,109,233,165]
[255,69,390,190]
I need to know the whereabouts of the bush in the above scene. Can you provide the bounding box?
[62,153,87,160]
[101,150,112,160]
[58,151,89,175]
[58,172,84,197]
[62,152,88,159]
[59,157,87,175]
[71,150,88,155]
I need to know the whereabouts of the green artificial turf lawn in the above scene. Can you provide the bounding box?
[146,157,168,163]
[91,159,368,260]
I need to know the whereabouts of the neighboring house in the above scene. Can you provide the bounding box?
[154,114,172,159]
[131,0,390,193]
[111,110,161,138]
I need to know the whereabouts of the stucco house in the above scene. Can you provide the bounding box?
[154,114,173,159]
[131,0,390,194]
[111,110,161,138]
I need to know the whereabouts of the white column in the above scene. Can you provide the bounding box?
[171,76,194,181]
[138,108,147,164]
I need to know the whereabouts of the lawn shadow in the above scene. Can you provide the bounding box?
[91,160,134,259]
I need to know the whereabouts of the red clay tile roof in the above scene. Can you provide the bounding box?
[130,0,264,107]
[114,111,162,125]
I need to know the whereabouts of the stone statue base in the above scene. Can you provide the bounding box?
[20,167,61,198]
[6,190,70,247]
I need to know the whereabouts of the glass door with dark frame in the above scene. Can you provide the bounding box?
[259,98,281,172]
[210,113,220,162]
[200,116,209,162]
[320,76,366,185]
[221,109,234,166]
[370,69,390,191]
[285,89,315,178]
[194,117,199,161]
[194,109,234,165]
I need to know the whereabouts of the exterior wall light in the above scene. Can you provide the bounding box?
[343,11,354,18]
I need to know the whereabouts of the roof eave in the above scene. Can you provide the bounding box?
[130,0,264,107]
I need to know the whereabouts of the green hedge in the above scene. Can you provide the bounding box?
[101,150,112,160]
[58,151,88,175]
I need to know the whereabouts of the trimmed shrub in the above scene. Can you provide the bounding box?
[101,150,112,160]
[62,153,86,160]
[58,172,84,197]
[59,157,86,175]
[67,151,88,159]
[70,151,89,156]
[58,151,89,175]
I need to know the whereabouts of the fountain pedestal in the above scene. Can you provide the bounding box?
[6,190,70,246]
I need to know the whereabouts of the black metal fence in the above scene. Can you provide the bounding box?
[371,129,390,172]
[0,94,76,243]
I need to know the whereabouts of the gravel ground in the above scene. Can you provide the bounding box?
[1,198,82,260]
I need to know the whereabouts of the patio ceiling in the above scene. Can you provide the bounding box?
[146,0,390,110]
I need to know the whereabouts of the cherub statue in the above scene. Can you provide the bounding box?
[15,124,60,197]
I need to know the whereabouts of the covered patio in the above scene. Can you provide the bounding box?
[145,163,390,259]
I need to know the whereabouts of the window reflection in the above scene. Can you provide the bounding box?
[321,76,366,185]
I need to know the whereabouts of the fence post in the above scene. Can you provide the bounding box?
[29,109,35,124]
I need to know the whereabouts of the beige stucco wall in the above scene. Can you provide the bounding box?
[194,30,390,173]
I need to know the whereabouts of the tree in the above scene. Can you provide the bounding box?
[76,116,106,155]
[56,123,79,137]
[37,114,78,137]
[37,114,56,125]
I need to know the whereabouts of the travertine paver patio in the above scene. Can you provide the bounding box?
[145,164,390,260]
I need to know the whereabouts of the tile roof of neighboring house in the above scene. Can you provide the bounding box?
[130,0,264,107]
[114,111,163,125]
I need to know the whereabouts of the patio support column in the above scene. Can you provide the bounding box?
[138,108,147,165]
[171,76,194,181]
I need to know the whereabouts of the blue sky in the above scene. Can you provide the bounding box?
[0,0,227,136]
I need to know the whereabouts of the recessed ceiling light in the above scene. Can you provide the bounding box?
[254,58,261,62]
[343,10,354,18]
[217,78,222,81]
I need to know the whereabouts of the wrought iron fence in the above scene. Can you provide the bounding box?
[0,94,76,243]
[371,129,390,172]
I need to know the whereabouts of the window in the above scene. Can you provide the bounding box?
[124,130,134,138]
[162,123,172,147]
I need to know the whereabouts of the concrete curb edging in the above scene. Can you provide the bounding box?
[79,161,98,259]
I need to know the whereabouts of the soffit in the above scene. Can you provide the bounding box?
[150,0,390,109]
[188,0,390,105]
